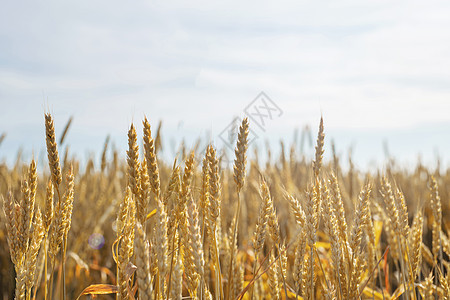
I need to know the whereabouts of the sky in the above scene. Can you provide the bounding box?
[1,0,450,170]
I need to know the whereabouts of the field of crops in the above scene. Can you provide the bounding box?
[0,113,449,299]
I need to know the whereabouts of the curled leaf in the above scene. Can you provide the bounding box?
[76,284,118,299]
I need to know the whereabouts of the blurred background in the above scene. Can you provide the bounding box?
[1,0,450,170]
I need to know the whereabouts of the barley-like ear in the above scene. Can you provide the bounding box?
[233,117,249,194]
[45,113,62,187]
[313,116,324,178]
[143,117,161,199]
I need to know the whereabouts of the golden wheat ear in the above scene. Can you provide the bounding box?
[127,123,140,198]
[45,113,62,188]
[313,116,324,179]
[233,117,249,194]
[143,117,161,199]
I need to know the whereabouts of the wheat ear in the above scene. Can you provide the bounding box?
[45,113,62,188]
[143,117,161,199]
[429,176,442,265]
[136,160,149,225]
[127,124,140,198]
[321,180,342,295]
[227,118,249,299]
[312,116,324,178]
[135,223,153,300]
[250,177,272,300]
[207,145,223,299]
[408,210,423,280]
[329,173,348,244]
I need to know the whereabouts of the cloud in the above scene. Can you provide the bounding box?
[1,0,450,165]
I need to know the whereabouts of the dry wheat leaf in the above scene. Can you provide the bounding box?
[146,208,157,220]
[362,286,386,300]
[76,284,118,299]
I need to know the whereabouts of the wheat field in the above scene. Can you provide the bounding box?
[0,113,449,300]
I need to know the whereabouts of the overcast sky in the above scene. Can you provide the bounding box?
[1,0,450,169]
